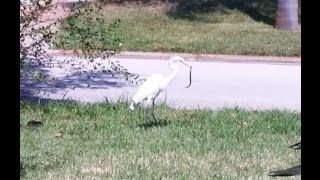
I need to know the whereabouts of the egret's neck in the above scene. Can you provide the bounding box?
[164,66,179,85]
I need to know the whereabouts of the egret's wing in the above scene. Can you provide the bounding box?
[289,142,301,149]
[133,74,163,101]
[268,165,301,176]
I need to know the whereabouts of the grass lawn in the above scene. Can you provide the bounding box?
[21,101,300,179]
[54,0,301,57]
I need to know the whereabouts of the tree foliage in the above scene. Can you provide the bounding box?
[20,0,145,87]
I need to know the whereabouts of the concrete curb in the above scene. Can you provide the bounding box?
[49,50,301,65]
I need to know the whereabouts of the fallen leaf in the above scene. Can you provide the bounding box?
[27,120,43,128]
[55,131,63,137]
[237,120,248,127]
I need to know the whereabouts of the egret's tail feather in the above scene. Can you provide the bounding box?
[130,102,136,111]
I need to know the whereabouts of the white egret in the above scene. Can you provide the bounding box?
[129,56,192,124]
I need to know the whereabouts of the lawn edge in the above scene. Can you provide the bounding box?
[49,50,301,64]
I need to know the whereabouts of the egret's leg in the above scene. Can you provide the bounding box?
[144,104,150,124]
[138,106,141,121]
[151,100,157,122]
[144,106,149,124]
[146,97,156,123]
[164,89,167,104]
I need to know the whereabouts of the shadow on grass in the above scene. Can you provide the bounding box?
[58,0,95,10]
[167,0,277,25]
[20,97,82,107]
[20,157,65,178]
[20,163,26,178]
[101,0,300,25]
[137,119,171,129]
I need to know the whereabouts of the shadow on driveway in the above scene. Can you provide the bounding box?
[20,69,130,102]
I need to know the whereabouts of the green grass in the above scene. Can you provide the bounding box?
[21,101,300,179]
[54,1,301,57]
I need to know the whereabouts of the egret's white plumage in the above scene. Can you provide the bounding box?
[130,56,192,121]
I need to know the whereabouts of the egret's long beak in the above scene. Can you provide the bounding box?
[179,60,192,88]
[180,60,192,68]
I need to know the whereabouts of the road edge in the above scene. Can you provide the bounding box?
[49,50,301,65]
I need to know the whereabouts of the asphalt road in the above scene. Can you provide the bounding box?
[20,55,301,111]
